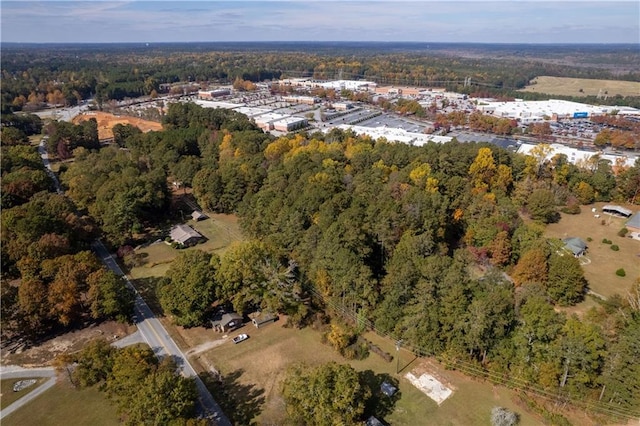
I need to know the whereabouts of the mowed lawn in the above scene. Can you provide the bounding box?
[519,76,640,97]
[187,321,544,425]
[2,380,119,426]
[545,203,639,299]
[1,378,48,410]
[129,213,243,279]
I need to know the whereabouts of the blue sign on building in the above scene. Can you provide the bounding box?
[573,112,588,118]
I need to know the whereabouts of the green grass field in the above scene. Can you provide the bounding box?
[520,76,640,98]
[2,380,119,426]
[129,213,244,280]
[1,378,48,410]
[187,320,544,425]
[544,203,639,300]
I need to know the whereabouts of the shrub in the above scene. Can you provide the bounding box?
[586,237,593,242]
[616,268,626,277]
[491,406,520,426]
[618,227,628,237]
[561,204,581,215]
[610,244,619,251]
[602,238,612,244]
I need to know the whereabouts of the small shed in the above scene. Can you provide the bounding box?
[211,312,243,333]
[191,210,208,221]
[562,237,588,257]
[251,312,278,328]
[602,205,633,218]
[626,212,640,233]
[366,416,386,426]
[170,224,203,247]
[380,381,398,397]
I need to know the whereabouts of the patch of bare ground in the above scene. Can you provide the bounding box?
[1,322,136,367]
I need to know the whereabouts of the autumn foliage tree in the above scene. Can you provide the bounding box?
[512,247,548,287]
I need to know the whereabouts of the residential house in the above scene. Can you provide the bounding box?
[562,237,588,257]
[170,224,203,247]
[211,312,243,333]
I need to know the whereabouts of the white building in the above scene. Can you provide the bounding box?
[233,106,271,117]
[254,113,289,131]
[194,99,244,109]
[477,99,640,123]
[517,143,638,168]
[279,78,376,92]
[272,117,308,132]
[331,125,453,146]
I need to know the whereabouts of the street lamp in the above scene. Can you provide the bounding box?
[395,339,403,374]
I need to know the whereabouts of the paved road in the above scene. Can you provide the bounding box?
[92,241,231,426]
[37,127,230,425]
[0,367,57,420]
[38,137,63,194]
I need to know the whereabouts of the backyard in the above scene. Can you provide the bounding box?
[128,213,244,280]
[544,202,639,300]
[179,318,547,425]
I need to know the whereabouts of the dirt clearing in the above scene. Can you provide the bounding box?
[520,76,640,98]
[72,111,162,140]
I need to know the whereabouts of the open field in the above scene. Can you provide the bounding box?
[545,202,639,300]
[520,76,640,98]
[72,111,162,140]
[2,379,119,426]
[181,319,544,425]
[1,378,48,410]
[129,213,243,280]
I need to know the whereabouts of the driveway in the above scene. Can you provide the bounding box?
[0,366,57,420]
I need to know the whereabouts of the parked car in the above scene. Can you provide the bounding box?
[232,334,249,344]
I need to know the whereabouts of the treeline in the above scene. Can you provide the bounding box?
[2,44,639,113]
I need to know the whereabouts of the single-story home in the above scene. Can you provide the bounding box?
[169,224,203,247]
[562,237,588,257]
[626,212,640,233]
[211,312,243,333]
[602,205,633,218]
[191,210,208,221]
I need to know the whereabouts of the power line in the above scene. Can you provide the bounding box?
[301,279,640,421]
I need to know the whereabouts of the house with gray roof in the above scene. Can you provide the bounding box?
[562,237,588,257]
[169,224,203,247]
[211,312,243,333]
[626,212,640,233]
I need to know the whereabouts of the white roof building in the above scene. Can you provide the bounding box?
[517,143,638,168]
[255,113,290,130]
[194,99,244,109]
[272,117,308,132]
[233,106,271,117]
[331,125,453,146]
[319,80,377,91]
[476,99,640,122]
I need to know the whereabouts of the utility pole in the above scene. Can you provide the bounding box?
[395,339,403,374]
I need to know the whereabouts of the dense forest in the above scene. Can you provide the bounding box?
[2,43,640,113]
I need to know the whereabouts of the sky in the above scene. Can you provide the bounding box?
[1,1,639,44]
